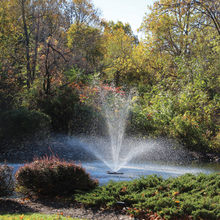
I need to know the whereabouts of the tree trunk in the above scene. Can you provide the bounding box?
[114,70,120,87]
[21,0,31,88]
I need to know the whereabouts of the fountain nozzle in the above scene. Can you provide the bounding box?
[106,171,124,175]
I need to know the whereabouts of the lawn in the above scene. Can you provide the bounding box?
[0,213,84,220]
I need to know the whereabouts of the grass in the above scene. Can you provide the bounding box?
[0,213,86,220]
[74,172,220,220]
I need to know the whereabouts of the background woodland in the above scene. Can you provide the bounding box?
[1,0,220,153]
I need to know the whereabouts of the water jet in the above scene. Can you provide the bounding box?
[67,86,191,174]
[68,86,135,173]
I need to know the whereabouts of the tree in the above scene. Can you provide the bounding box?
[156,0,220,36]
[101,21,138,86]
[135,0,220,151]
[138,0,219,86]
[19,0,73,91]
[0,0,69,89]
[67,23,104,74]
[0,0,80,94]
[0,0,23,109]
[66,0,101,27]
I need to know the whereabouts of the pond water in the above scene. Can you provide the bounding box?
[4,160,220,185]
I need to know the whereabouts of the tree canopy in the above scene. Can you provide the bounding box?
[1,0,220,152]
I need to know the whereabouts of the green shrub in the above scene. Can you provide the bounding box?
[0,108,50,140]
[35,86,103,135]
[75,173,220,219]
[15,155,99,197]
[0,163,14,197]
[130,86,220,152]
[127,108,156,136]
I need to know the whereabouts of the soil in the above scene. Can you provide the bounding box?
[0,197,140,220]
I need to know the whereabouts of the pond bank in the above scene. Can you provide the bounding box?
[0,135,97,163]
[187,151,220,162]
[1,135,220,164]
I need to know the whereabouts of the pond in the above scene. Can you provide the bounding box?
[4,160,220,185]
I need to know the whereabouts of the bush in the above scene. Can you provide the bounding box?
[0,163,14,197]
[15,155,99,197]
[0,108,50,141]
[75,173,220,219]
[131,87,220,152]
[36,86,101,135]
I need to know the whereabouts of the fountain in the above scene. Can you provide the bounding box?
[67,86,134,173]
[1,83,219,185]
[68,86,161,173]
[100,86,131,173]
[65,85,216,178]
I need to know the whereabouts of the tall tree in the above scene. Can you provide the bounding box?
[156,0,220,35]
[66,0,102,75]
[1,0,75,93]
[101,21,138,86]
[139,0,219,86]
[67,23,103,74]
[67,0,101,27]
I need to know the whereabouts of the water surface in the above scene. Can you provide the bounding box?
[5,160,220,185]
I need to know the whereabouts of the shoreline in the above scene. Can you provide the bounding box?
[1,135,220,164]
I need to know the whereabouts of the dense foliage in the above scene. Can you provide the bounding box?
[0,163,14,197]
[0,108,50,141]
[75,173,220,219]
[134,0,220,151]
[1,0,220,152]
[15,155,99,197]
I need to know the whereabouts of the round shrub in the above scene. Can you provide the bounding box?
[15,155,99,197]
[0,163,14,197]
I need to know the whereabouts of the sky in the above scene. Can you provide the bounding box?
[92,0,156,36]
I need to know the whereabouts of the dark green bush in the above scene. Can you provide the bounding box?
[15,155,99,197]
[75,173,220,219]
[36,86,102,135]
[0,163,14,197]
[0,108,50,140]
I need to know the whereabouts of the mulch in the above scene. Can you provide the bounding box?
[0,197,139,220]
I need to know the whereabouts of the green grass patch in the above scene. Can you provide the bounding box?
[0,212,85,220]
[75,172,220,219]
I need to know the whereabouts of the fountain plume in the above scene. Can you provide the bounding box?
[100,86,132,171]
[67,85,183,173]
